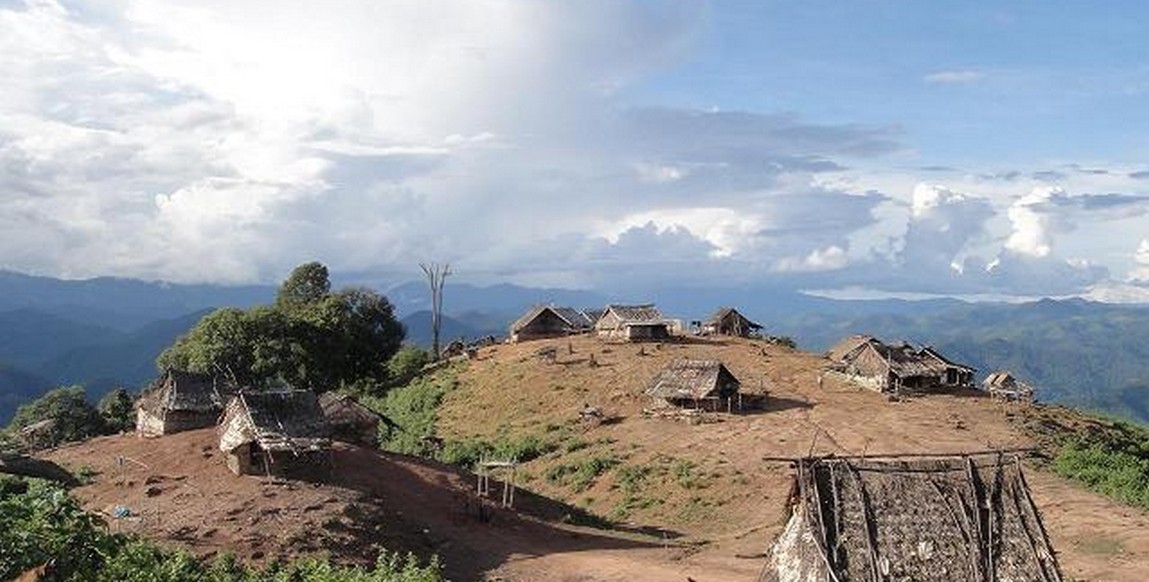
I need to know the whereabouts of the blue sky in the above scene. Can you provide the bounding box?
[0,0,1147,300]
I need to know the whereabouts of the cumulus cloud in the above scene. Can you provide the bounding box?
[1131,239,1149,282]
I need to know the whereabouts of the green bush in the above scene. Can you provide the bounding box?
[1053,442,1149,509]
[6,385,107,448]
[0,481,445,581]
[370,371,454,457]
[543,455,620,492]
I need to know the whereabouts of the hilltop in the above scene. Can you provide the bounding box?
[38,334,1149,581]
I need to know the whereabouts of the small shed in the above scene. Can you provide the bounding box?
[983,370,1035,402]
[646,359,741,411]
[595,304,671,341]
[136,370,234,437]
[760,454,1063,582]
[509,305,595,342]
[218,390,331,478]
[702,307,763,337]
[319,392,382,446]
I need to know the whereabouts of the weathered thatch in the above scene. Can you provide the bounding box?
[761,454,1063,582]
[218,390,331,477]
[983,371,1035,402]
[136,370,236,436]
[702,307,763,337]
[827,335,876,363]
[830,336,975,393]
[646,359,740,409]
[17,419,57,451]
[595,304,671,341]
[509,305,595,342]
[319,392,382,446]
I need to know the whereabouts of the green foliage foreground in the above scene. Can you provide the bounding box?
[0,481,445,582]
[1050,418,1149,510]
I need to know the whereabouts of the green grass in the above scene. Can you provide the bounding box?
[544,454,621,492]
[1052,442,1149,509]
[367,366,459,457]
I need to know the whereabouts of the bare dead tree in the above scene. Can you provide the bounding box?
[420,262,451,359]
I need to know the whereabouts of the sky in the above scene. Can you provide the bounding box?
[2,0,1148,300]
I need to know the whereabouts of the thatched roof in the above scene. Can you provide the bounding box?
[220,390,330,454]
[761,454,1063,582]
[983,371,1017,389]
[646,359,740,400]
[827,335,875,363]
[138,370,234,414]
[510,305,595,333]
[920,346,976,373]
[319,392,381,426]
[604,304,665,323]
[704,307,762,329]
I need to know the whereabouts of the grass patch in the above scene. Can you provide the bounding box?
[671,459,709,490]
[610,465,659,520]
[1052,442,1149,509]
[545,454,621,492]
[440,433,558,469]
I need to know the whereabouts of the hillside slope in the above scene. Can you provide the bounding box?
[432,335,1149,581]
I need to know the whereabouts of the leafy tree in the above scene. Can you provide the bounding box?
[277,261,331,310]
[387,346,432,388]
[6,386,105,447]
[158,263,404,392]
[97,388,135,433]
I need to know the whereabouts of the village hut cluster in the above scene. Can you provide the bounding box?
[509,304,764,343]
[132,370,383,478]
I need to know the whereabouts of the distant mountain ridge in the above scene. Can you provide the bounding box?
[1,269,1148,426]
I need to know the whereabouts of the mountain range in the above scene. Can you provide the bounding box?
[1,269,1147,425]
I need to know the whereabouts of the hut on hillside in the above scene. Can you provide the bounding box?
[983,371,1036,402]
[136,370,235,437]
[319,392,382,446]
[509,305,595,343]
[646,359,742,411]
[218,390,331,478]
[595,304,671,341]
[760,454,1063,582]
[830,336,975,393]
[17,419,57,451]
[701,307,763,337]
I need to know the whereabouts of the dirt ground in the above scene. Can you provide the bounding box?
[41,335,1149,581]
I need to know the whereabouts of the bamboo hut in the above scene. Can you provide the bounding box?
[136,370,235,436]
[509,305,595,342]
[218,390,331,478]
[319,392,382,446]
[595,304,671,341]
[702,307,763,337]
[646,359,741,411]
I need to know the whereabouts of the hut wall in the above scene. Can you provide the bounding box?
[625,323,670,341]
[265,450,332,480]
[225,443,261,476]
[595,311,624,338]
[330,421,379,447]
[136,409,166,437]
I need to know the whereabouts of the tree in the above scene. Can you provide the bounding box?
[7,386,105,447]
[97,388,135,433]
[420,263,450,359]
[277,261,331,310]
[158,262,404,391]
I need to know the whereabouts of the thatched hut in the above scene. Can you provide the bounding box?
[983,371,1036,402]
[761,454,1063,582]
[509,305,595,343]
[702,307,762,337]
[17,419,57,451]
[319,392,382,446]
[218,390,331,478]
[595,304,671,341]
[136,370,235,437]
[830,336,975,393]
[646,359,741,411]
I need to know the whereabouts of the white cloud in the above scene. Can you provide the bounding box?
[923,70,985,84]
[775,246,848,273]
[1131,239,1149,282]
[1004,186,1062,258]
